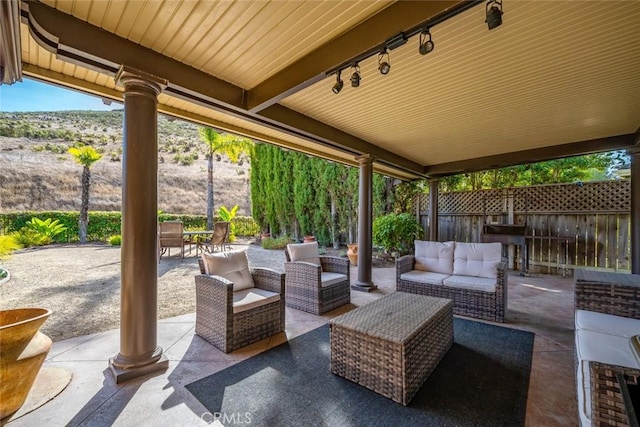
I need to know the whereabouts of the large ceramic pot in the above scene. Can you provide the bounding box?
[347,244,358,266]
[0,308,52,421]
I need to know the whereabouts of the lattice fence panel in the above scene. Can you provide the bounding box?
[436,188,505,214]
[513,180,630,213]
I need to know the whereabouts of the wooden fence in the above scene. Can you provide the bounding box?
[415,180,632,273]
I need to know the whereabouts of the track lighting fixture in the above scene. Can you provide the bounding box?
[378,50,390,75]
[485,0,503,30]
[350,64,361,88]
[332,71,343,94]
[419,29,434,55]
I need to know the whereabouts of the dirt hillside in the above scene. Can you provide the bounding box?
[0,111,251,216]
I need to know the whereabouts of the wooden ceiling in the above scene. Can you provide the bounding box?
[12,0,640,179]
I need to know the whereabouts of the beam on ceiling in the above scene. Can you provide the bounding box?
[424,134,637,178]
[246,1,472,113]
[21,0,423,178]
[258,104,424,175]
[22,1,243,107]
[23,64,421,181]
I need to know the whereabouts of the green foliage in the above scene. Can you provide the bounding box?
[0,211,259,242]
[107,235,122,246]
[372,213,423,256]
[0,235,22,258]
[12,228,50,247]
[218,205,239,242]
[251,144,397,247]
[261,236,292,250]
[68,145,102,166]
[439,153,612,191]
[25,217,68,240]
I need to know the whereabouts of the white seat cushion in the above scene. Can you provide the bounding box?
[575,329,640,426]
[321,272,347,288]
[443,275,497,293]
[399,271,449,285]
[576,309,640,338]
[232,288,281,314]
[287,242,321,267]
[453,242,502,279]
[414,240,454,274]
[201,250,255,291]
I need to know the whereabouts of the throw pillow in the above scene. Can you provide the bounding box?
[287,242,321,267]
[201,250,255,291]
[414,240,454,274]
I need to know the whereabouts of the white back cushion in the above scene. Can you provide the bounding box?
[414,240,454,274]
[453,242,501,279]
[287,242,321,266]
[201,250,255,291]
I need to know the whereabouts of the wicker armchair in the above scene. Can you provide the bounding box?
[195,251,285,353]
[284,242,350,315]
[574,270,640,427]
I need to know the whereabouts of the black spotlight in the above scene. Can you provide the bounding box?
[486,0,503,30]
[332,71,343,94]
[419,29,434,55]
[350,64,361,88]
[378,50,390,75]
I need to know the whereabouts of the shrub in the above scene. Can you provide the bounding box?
[372,213,423,256]
[25,217,67,241]
[218,205,239,242]
[0,235,22,258]
[107,235,121,246]
[12,229,50,247]
[261,236,292,250]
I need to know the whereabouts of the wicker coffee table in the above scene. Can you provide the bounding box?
[329,291,453,405]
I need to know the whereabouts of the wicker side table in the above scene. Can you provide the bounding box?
[330,292,453,405]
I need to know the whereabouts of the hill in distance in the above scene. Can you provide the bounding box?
[0,110,251,216]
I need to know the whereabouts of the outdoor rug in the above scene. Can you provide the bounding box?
[186,318,534,427]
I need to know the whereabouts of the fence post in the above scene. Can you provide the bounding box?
[507,189,515,269]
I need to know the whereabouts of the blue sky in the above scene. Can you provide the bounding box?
[0,77,122,112]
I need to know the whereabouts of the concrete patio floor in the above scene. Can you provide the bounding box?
[6,268,577,426]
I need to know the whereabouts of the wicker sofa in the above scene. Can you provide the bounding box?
[574,269,640,427]
[195,250,285,353]
[396,241,507,322]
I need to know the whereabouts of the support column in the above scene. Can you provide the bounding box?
[109,67,168,383]
[428,180,439,241]
[631,147,640,274]
[353,154,377,292]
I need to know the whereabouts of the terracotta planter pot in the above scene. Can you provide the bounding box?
[0,308,52,421]
[347,244,358,266]
[303,236,316,243]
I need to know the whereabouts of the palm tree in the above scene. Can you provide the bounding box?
[198,127,253,230]
[68,145,102,243]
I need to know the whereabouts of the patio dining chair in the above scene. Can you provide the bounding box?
[198,222,230,254]
[158,220,185,260]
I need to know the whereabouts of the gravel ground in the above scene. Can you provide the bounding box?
[0,238,287,342]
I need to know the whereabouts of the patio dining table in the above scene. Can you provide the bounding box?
[183,230,213,256]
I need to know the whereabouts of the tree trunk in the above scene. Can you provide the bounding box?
[79,166,90,243]
[347,197,354,243]
[207,152,214,230]
[331,195,339,249]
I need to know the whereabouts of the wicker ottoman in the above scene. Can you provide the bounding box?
[329,292,453,405]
